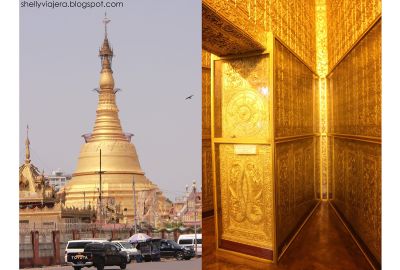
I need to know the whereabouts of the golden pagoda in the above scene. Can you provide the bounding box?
[19,127,95,227]
[63,15,163,225]
[19,126,55,207]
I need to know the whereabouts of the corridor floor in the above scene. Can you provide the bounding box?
[202,202,372,270]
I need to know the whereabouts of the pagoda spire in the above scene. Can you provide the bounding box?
[25,125,31,164]
[89,14,127,142]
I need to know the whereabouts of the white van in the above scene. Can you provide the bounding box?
[177,234,202,256]
[64,239,108,263]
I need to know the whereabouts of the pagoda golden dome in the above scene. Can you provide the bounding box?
[64,16,156,223]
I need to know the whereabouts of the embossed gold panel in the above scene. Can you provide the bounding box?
[203,0,316,69]
[214,55,270,140]
[274,40,314,138]
[276,136,317,253]
[202,50,214,214]
[329,20,381,138]
[212,51,274,260]
[331,138,381,263]
[218,144,273,249]
[328,20,381,265]
[326,0,381,70]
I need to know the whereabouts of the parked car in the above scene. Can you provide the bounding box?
[65,239,108,263]
[177,234,202,255]
[160,239,194,260]
[67,242,128,270]
[112,240,139,263]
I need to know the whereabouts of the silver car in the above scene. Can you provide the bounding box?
[112,240,139,263]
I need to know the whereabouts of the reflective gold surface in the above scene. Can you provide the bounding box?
[315,0,329,198]
[203,0,381,266]
[326,0,381,70]
[64,24,161,224]
[215,55,270,140]
[204,203,372,270]
[329,20,381,264]
[218,144,273,249]
[274,40,314,139]
[203,0,316,69]
[212,52,274,259]
[202,49,214,213]
[276,139,316,254]
[329,21,381,139]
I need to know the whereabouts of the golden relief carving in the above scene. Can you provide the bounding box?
[216,55,270,139]
[203,0,316,70]
[202,141,214,212]
[332,138,381,263]
[274,40,314,138]
[329,21,381,263]
[202,3,264,56]
[329,21,381,138]
[219,144,273,249]
[202,62,212,139]
[276,138,316,250]
[315,136,321,199]
[315,0,328,77]
[326,0,381,70]
[202,50,213,213]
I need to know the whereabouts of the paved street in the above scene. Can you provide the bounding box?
[22,257,201,270]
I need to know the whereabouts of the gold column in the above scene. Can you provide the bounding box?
[315,0,329,199]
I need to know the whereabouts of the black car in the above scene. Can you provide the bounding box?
[159,239,194,260]
[67,242,128,270]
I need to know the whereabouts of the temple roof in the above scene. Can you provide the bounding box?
[19,126,55,204]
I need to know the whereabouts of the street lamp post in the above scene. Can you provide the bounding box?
[132,176,138,234]
[95,149,106,224]
[192,180,198,256]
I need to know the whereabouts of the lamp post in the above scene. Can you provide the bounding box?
[95,149,106,224]
[132,176,138,234]
[192,180,198,256]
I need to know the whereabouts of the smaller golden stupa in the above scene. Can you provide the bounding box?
[19,127,95,227]
[19,126,55,207]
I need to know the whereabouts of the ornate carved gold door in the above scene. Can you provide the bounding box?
[211,51,275,261]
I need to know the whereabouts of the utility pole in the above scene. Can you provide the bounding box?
[192,180,198,256]
[83,191,86,209]
[133,176,137,234]
[96,149,106,224]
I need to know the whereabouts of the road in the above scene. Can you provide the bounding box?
[23,258,201,270]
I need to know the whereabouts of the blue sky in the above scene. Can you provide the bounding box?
[19,0,201,200]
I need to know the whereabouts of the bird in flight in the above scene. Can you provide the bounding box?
[185,95,194,100]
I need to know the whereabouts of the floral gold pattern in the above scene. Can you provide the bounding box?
[219,144,273,249]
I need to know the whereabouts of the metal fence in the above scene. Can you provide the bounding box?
[19,232,33,259]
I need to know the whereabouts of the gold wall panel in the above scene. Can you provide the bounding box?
[214,55,270,140]
[329,21,381,138]
[326,0,381,70]
[274,40,314,138]
[315,136,321,199]
[276,138,317,252]
[202,50,214,213]
[203,0,316,70]
[331,138,381,263]
[218,144,273,249]
[327,136,333,198]
[329,21,381,264]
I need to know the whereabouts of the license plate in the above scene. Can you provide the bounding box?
[72,254,88,261]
